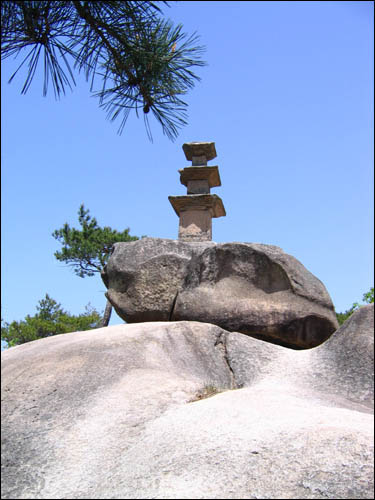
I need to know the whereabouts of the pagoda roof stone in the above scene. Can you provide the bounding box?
[178,166,221,188]
[168,194,226,218]
[182,142,217,162]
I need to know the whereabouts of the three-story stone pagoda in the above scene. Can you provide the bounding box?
[168,142,226,241]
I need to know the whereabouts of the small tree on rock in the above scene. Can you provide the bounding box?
[52,204,139,326]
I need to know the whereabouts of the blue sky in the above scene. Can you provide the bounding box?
[1,1,373,348]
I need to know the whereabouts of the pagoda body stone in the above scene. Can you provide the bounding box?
[169,142,226,241]
[169,194,226,241]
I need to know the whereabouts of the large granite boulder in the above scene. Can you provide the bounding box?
[102,237,338,349]
[1,305,373,499]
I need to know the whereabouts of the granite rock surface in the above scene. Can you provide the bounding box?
[102,237,338,348]
[1,305,373,499]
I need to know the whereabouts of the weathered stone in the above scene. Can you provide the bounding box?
[168,194,226,218]
[102,238,215,322]
[182,141,217,163]
[226,303,374,411]
[178,208,213,241]
[171,142,225,241]
[186,179,210,194]
[1,306,373,499]
[179,165,221,190]
[168,195,226,241]
[0,322,234,500]
[102,237,339,349]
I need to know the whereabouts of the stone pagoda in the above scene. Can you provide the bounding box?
[168,142,226,241]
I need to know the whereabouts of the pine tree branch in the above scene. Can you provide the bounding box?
[2,1,206,140]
